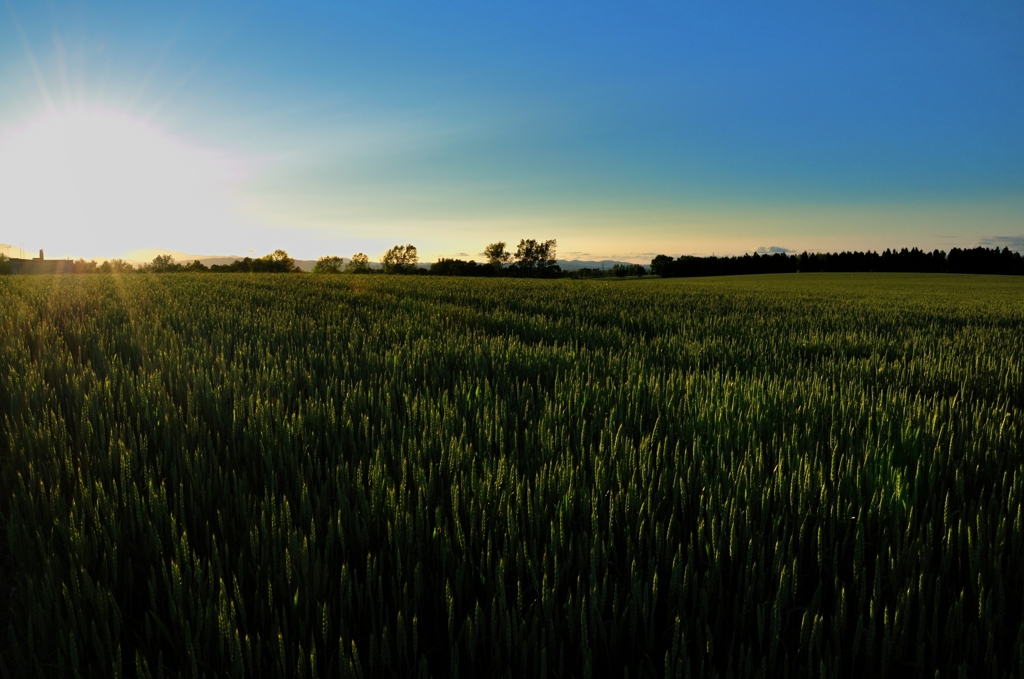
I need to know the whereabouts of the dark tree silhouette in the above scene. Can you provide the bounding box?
[345,253,372,273]
[209,250,299,273]
[429,259,497,277]
[148,255,182,273]
[381,245,419,274]
[650,247,1023,278]
[313,256,344,274]
[483,242,512,270]
[509,239,560,277]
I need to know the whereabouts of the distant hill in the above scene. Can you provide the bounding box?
[195,256,322,272]
[114,251,320,272]
[556,259,638,271]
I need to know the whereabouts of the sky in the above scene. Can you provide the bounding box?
[0,1,1022,263]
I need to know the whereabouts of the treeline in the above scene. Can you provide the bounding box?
[31,240,564,278]
[4,243,1022,279]
[651,246,1024,277]
[312,239,566,278]
[42,250,302,275]
[316,240,643,278]
[146,250,301,273]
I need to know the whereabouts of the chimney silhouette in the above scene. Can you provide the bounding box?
[39,249,44,261]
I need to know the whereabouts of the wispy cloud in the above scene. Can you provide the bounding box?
[755,245,793,255]
[976,235,1024,252]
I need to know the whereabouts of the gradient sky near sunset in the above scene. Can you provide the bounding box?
[1,2,1022,263]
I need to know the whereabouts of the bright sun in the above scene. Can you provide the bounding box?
[0,107,250,259]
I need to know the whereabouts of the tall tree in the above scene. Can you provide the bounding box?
[381,245,418,274]
[313,256,344,274]
[511,239,559,277]
[149,254,181,273]
[483,242,512,270]
[345,253,371,273]
[263,249,298,272]
[73,259,98,274]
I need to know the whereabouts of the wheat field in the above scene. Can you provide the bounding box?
[1,273,1021,678]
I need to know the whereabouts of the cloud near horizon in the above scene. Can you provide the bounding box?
[976,235,1024,253]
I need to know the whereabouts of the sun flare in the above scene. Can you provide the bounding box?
[0,107,252,259]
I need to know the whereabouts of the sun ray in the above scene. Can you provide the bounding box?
[4,0,54,109]
[142,13,249,123]
[128,8,196,111]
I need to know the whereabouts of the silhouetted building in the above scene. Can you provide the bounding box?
[8,249,74,274]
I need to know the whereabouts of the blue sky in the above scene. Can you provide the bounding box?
[1,1,1022,262]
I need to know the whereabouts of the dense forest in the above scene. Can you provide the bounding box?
[651,246,1024,277]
